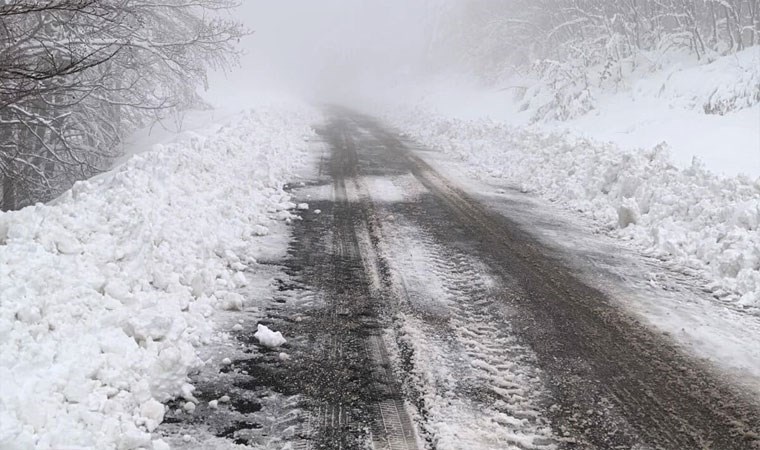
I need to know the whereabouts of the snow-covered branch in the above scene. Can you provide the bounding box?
[0,0,246,211]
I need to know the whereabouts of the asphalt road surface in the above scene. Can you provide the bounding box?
[167,108,760,450]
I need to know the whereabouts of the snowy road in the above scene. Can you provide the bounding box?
[170,109,760,449]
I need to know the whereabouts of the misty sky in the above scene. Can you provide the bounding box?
[207,0,443,106]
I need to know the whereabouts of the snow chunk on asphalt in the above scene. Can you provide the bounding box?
[254,324,287,348]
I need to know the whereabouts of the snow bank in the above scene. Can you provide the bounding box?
[0,105,317,449]
[391,111,760,309]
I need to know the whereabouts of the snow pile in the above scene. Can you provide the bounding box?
[391,111,760,308]
[253,324,286,348]
[0,105,317,449]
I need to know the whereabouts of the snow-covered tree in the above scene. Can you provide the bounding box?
[0,0,245,211]
[437,0,759,77]
[430,0,759,121]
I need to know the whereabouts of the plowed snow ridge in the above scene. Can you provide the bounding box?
[0,104,318,450]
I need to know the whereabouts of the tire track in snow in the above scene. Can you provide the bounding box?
[349,109,760,449]
[380,217,558,450]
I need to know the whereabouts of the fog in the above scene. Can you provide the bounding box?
[207,0,446,107]
[4,1,760,448]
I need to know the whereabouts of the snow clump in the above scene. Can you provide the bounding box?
[254,324,287,348]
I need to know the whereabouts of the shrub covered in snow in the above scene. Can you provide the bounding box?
[521,60,596,122]
[0,105,316,449]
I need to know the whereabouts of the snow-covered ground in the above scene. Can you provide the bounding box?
[372,46,760,391]
[389,107,760,308]
[409,147,760,389]
[394,47,760,178]
[394,111,760,302]
[381,217,557,449]
[380,47,760,311]
[0,102,318,450]
[535,47,760,177]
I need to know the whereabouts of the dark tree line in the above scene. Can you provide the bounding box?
[0,0,245,211]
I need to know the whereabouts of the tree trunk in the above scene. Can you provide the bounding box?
[749,0,759,46]
[1,170,15,212]
[725,6,736,50]
[710,1,718,47]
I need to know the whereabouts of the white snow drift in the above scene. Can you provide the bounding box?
[0,105,316,449]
